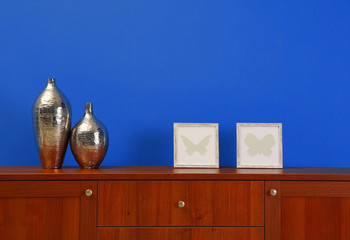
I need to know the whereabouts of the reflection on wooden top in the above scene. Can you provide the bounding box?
[0,166,350,181]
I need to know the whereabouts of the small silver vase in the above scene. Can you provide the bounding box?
[32,78,71,169]
[70,103,109,169]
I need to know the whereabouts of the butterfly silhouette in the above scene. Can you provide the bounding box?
[244,133,275,157]
[181,135,211,156]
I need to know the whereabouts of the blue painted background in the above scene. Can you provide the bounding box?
[1,0,349,167]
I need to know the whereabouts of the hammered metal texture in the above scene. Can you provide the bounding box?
[32,78,71,169]
[70,103,109,169]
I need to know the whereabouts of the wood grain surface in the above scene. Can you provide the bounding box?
[97,227,264,240]
[1,167,350,240]
[266,181,350,240]
[0,181,97,240]
[98,180,264,227]
[1,166,350,180]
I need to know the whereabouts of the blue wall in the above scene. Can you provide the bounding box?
[1,0,349,167]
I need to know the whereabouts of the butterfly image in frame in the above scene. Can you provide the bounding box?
[180,135,211,156]
[244,133,275,157]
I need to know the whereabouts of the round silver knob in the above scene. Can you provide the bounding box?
[178,201,185,208]
[85,189,93,197]
[270,189,277,196]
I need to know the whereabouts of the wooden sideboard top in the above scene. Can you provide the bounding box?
[0,166,350,181]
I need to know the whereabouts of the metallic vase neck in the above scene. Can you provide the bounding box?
[84,103,93,117]
[46,78,56,89]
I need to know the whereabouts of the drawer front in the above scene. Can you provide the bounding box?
[98,227,264,240]
[98,181,264,226]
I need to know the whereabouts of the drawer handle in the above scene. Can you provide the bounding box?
[270,189,277,196]
[85,189,93,197]
[178,201,185,208]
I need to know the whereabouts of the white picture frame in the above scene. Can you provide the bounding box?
[174,123,219,168]
[237,123,283,168]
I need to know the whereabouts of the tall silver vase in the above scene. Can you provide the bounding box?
[32,78,71,169]
[70,103,109,169]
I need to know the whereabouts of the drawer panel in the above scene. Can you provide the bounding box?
[98,181,264,226]
[98,227,264,240]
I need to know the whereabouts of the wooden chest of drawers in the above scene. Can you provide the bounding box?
[1,166,350,240]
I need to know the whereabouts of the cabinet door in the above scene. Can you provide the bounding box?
[0,181,97,240]
[265,181,350,240]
